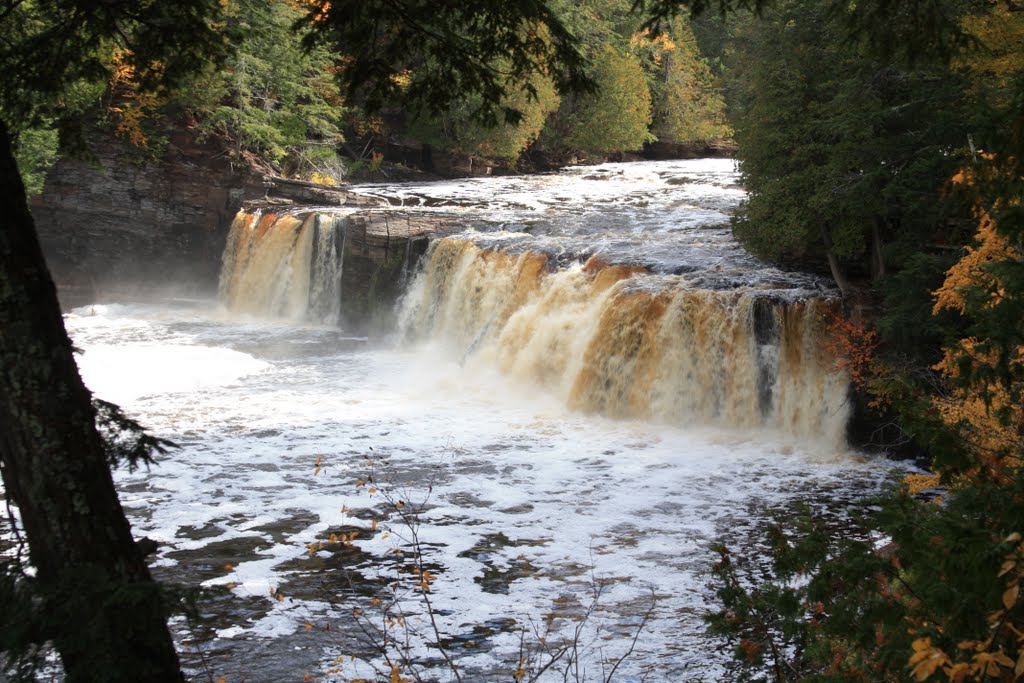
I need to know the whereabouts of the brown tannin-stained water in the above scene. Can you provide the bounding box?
[60,159,896,682]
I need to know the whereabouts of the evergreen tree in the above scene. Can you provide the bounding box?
[567,45,655,153]
[187,0,346,178]
[653,16,731,143]
[408,68,560,163]
[726,0,971,292]
[0,0,228,679]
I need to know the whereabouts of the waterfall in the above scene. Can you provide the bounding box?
[219,210,349,324]
[219,206,849,444]
[399,237,849,444]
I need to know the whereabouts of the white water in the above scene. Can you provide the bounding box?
[60,160,895,682]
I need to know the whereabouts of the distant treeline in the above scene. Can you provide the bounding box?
[14,0,731,190]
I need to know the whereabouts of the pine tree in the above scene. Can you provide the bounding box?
[567,45,655,153]
[653,16,730,143]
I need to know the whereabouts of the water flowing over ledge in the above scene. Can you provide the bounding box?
[399,238,848,445]
[221,159,847,444]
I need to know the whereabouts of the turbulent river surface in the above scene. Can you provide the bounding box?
[64,159,896,682]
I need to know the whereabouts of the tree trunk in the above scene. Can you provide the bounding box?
[871,219,887,281]
[0,120,182,681]
[819,224,852,297]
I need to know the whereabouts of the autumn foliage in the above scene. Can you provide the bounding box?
[821,310,879,391]
[106,49,167,147]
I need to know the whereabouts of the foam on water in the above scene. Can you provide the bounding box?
[64,299,894,681]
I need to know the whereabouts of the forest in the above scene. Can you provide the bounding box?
[1,0,1024,681]
[11,0,730,186]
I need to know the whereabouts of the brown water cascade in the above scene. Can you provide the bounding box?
[218,163,850,444]
[219,210,347,324]
[399,238,849,444]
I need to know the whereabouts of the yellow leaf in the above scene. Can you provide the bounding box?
[305,622,313,631]
[910,638,951,681]
[314,466,321,476]
[223,564,234,571]
[368,487,378,494]
[371,520,378,531]
[1015,649,1024,677]
[215,677,228,683]
[944,662,971,682]
[225,582,237,590]
[972,650,1013,677]
[1004,584,1020,609]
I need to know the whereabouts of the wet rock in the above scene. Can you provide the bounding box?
[446,492,494,508]
[498,503,534,515]
[247,509,320,544]
[175,521,225,541]
[438,617,518,653]
[32,131,266,302]
[173,585,274,644]
[165,535,274,580]
[458,533,546,595]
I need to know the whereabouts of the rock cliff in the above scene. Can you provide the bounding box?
[31,131,398,308]
[31,131,258,305]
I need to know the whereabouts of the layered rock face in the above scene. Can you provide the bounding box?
[31,131,395,308]
[31,131,264,305]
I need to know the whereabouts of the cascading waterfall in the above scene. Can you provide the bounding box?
[399,237,849,444]
[219,209,349,324]
[217,164,849,445]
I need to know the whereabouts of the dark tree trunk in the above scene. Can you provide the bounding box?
[871,219,887,281]
[0,120,182,680]
[819,224,852,297]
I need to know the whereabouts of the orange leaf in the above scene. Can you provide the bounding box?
[1004,584,1019,610]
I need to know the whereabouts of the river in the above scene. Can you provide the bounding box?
[64,159,895,682]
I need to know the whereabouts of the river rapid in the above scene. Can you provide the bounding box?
[62,159,896,682]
